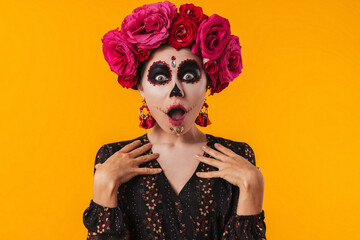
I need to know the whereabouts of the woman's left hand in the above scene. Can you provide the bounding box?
[195,143,264,196]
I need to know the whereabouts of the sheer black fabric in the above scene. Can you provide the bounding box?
[83,134,266,239]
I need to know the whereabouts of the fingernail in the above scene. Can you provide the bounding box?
[195,154,200,158]
[202,146,207,149]
[214,143,220,147]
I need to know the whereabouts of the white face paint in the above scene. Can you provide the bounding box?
[138,45,208,136]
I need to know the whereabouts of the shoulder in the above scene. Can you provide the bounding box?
[206,134,256,166]
[95,134,148,163]
[100,134,148,156]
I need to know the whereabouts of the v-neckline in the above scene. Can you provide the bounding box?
[143,133,211,198]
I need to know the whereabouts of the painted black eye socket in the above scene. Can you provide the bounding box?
[178,60,201,83]
[147,61,171,86]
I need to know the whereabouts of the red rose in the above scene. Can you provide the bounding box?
[203,59,219,74]
[211,81,229,95]
[179,3,208,26]
[203,58,230,95]
[137,49,151,61]
[168,14,198,50]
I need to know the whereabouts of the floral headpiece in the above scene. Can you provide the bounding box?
[102,1,243,95]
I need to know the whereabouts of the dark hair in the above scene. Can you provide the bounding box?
[132,58,151,90]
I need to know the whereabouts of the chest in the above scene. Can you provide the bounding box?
[152,143,206,196]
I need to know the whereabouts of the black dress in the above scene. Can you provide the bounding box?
[83,133,266,239]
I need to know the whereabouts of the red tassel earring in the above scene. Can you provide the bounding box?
[139,100,156,129]
[195,100,211,127]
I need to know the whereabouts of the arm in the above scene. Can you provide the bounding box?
[82,145,130,240]
[221,143,266,240]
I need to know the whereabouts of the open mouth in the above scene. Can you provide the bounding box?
[167,104,187,125]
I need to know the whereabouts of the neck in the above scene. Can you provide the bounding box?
[147,124,207,145]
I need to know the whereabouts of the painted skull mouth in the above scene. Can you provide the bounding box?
[167,105,186,121]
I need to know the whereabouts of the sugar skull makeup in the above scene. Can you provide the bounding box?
[177,59,201,84]
[138,46,208,136]
[147,60,172,86]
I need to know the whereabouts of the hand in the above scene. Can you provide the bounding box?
[195,143,264,195]
[94,140,162,188]
[93,140,162,207]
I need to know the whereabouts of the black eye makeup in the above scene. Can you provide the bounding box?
[147,60,172,86]
[177,59,201,84]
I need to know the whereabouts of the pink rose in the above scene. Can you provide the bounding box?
[179,3,208,26]
[219,35,243,84]
[192,14,231,60]
[101,28,138,88]
[117,75,137,88]
[168,14,198,50]
[121,1,177,49]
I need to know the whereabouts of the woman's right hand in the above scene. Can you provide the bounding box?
[92,140,161,207]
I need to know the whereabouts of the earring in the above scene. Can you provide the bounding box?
[195,100,211,127]
[139,100,156,129]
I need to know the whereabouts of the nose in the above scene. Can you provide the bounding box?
[169,83,184,98]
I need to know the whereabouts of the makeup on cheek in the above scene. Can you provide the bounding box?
[147,60,172,86]
[177,59,201,84]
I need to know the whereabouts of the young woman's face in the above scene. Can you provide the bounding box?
[138,45,208,135]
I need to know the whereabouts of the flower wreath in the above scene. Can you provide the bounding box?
[102,1,243,95]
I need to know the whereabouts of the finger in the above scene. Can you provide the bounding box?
[134,153,160,165]
[214,143,238,158]
[196,170,221,178]
[202,145,228,161]
[118,140,142,153]
[133,167,162,175]
[128,143,152,158]
[195,155,221,168]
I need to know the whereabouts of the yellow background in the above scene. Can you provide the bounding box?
[1,0,359,239]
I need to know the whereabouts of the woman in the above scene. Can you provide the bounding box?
[83,2,266,239]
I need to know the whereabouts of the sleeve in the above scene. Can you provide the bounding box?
[221,143,267,240]
[82,145,130,240]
